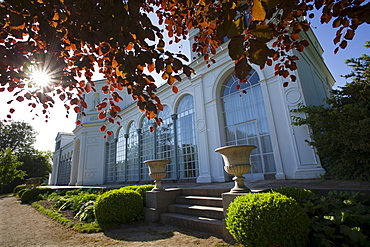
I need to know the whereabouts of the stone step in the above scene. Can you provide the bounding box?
[176,195,223,207]
[180,188,230,197]
[168,203,224,219]
[160,212,225,237]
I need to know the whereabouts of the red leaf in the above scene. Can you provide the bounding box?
[100,125,106,132]
[236,84,241,90]
[290,75,297,82]
[98,111,106,119]
[16,96,24,102]
[172,86,178,94]
[150,126,155,132]
[74,106,81,113]
[9,108,15,113]
[107,131,113,136]
[85,84,91,93]
[76,120,81,125]
[339,40,347,49]
[59,94,66,101]
[0,88,4,92]
[283,82,289,87]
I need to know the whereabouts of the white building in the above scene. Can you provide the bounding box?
[50,29,334,186]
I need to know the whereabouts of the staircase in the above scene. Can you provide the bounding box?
[160,188,230,237]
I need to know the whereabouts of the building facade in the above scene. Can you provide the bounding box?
[50,29,334,186]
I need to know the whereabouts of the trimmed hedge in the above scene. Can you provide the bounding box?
[20,188,52,203]
[120,184,154,206]
[94,189,143,225]
[226,192,310,247]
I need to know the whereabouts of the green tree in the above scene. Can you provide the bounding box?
[292,42,370,180]
[0,120,36,154]
[0,147,26,194]
[0,120,51,192]
[0,0,368,134]
[19,150,52,181]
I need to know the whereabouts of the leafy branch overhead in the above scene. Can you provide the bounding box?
[0,0,369,134]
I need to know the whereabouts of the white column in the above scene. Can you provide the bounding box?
[192,75,212,183]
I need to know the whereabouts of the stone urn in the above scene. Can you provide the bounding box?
[215,145,257,193]
[144,159,170,191]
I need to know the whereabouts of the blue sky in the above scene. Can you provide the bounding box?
[309,18,369,88]
[1,20,369,152]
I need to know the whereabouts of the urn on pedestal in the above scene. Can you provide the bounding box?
[144,159,170,191]
[215,145,257,193]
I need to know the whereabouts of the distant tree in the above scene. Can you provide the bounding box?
[292,41,370,180]
[0,120,36,154]
[0,147,26,194]
[19,150,52,181]
[0,0,369,136]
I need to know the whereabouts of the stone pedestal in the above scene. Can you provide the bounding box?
[144,188,182,222]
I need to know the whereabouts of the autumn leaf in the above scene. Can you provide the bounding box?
[148,63,155,73]
[228,35,245,60]
[98,111,107,119]
[250,24,273,43]
[248,40,269,66]
[172,85,178,94]
[252,0,266,21]
[235,58,252,80]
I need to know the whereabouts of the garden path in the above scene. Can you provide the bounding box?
[0,195,229,247]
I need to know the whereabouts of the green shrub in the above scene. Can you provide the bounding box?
[20,188,52,203]
[94,189,143,225]
[304,191,370,246]
[13,184,27,195]
[226,192,310,247]
[120,184,154,206]
[272,186,316,205]
[21,188,41,203]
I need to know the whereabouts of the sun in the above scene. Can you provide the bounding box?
[30,68,52,88]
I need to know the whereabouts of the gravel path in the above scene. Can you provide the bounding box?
[0,195,230,247]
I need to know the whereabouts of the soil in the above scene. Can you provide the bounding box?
[0,195,232,247]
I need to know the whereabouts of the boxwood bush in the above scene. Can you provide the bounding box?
[120,184,154,206]
[226,192,310,247]
[20,188,52,203]
[94,189,143,225]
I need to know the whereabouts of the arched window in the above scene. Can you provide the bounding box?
[157,105,175,179]
[106,133,116,183]
[176,95,199,178]
[126,121,139,181]
[221,72,276,174]
[140,117,154,180]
